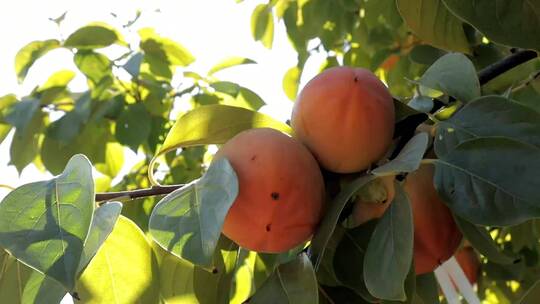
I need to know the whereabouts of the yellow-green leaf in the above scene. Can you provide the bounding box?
[15,39,60,83]
[76,216,160,303]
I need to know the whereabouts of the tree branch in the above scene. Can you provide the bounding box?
[478,49,538,85]
[95,184,185,202]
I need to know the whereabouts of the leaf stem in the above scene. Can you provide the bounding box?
[478,49,538,85]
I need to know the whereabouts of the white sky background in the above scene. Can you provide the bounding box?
[0,0,327,200]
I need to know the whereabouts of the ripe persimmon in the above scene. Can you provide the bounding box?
[405,164,462,274]
[291,66,394,173]
[215,128,325,253]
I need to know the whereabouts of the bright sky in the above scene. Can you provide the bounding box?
[0,0,327,200]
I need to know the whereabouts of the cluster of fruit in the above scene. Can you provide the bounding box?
[214,66,470,277]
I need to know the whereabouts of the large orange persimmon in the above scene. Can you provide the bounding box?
[215,128,325,253]
[351,175,395,226]
[291,66,395,173]
[405,164,462,274]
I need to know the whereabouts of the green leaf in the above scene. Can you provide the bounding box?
[409,45,446,66]
[434,137,540,226]
[115,103,152,152]
[76,216,160,303]
[234,87,266,110]
[283,66,302,101]
[74,50,112,85]
[15,39,60,82]
[311,174,376,269]
[394,99,422,123]
[520,280,540,304]
[407,96,434,113]
[211,81,241,97]
[4,99,39,131]
[10,112,46,173]
[419,53,480,103]
[64,22,124,49]
[77,202,123,274]
[123,52,144,78]
[373,133,428,176]
[155,104,291,160]
[250,253,318,304]
[149,158,239,266]
[415,273,440,304]
[95,142,125,178]
[364,183,413,301]
[41,122,108,175]
[454,216,516,264]
[333,221,379,302]
[442,0,540,51]
[396,0,471,53]
[209,57,257,75]
[230,249,279,303]
[0,249,67,304]
[47,92,92,143]
[435,96,540,156]
[251,4,274,48]
[139,27,195,67]
[0,154,94,290]
[0,94,17,144]
[37,70,76,93]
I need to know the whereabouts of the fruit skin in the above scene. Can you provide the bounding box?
[405,164,463,275]
[351,175,395,226]
[291,66,395,173]
[214,128,325,253]
[455,246,480,285]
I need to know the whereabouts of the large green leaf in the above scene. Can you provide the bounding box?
[311,174,376,269]
[435,96,540,156]
[208,57,257,75]
[152,104,290,171]
[433,137,540,226]
[454,216,516,265]
[139,28,195,67]
[418,53,480,103]
[149,158,238,267]
[0,250,67,304]
[64,23,124,49]
[0,154,94,290]
[442,0,540,51]
[76,216,160,303]
[396,0,470,53]
[77,202,123,274]
[15,39,60,82]
[250,253,318,304]
[251,4,274,48]
[364,183,413,301]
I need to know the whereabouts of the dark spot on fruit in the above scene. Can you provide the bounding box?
[266,224,272,232]
[271,192,280,200]
[354,76,359,82]
[251,155,257,161]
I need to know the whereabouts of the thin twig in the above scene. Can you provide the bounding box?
[95,184,184,202]
[478,49,538,85]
